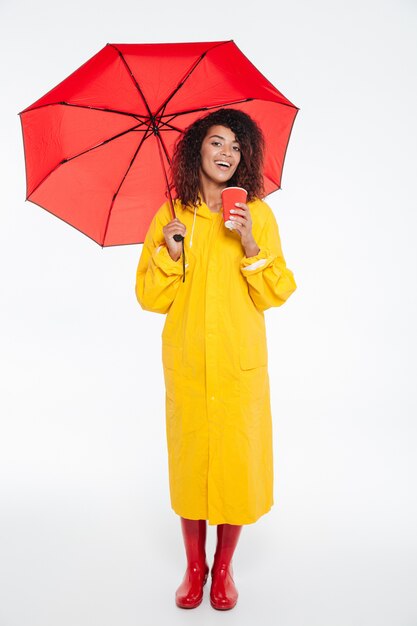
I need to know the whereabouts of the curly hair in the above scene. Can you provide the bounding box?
[170,108,266,206]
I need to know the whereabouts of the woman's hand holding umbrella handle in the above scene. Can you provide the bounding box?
[163,218,187,261]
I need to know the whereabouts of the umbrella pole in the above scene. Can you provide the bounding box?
[155,133,186,282]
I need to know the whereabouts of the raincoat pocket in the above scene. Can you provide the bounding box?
[162,342,178,370]
[239,338,268,370]
[162,342,181,404]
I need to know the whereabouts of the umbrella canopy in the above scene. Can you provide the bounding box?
[18,40,299,247]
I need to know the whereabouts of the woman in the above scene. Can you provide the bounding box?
[135,108,297,610]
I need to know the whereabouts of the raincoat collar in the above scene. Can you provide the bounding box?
[179,193,223,249]
[182,193,222,220]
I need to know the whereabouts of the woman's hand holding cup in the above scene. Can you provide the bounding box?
[222,186,260,255]
[163,218,187,261]
[222,187,248,231]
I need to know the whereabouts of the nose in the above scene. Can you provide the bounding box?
[221,145,232,157]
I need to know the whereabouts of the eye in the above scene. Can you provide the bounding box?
[233,146,241,152]
[211,141,221,147]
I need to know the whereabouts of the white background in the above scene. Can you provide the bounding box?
[1,0,416,624]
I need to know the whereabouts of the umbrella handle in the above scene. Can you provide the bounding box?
[173,235,185,282]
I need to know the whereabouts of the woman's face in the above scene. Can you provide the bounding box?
[199,124,242,185]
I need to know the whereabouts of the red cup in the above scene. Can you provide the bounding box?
[221,187,248,230]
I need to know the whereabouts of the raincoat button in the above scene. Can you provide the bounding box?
[211,396,215,401]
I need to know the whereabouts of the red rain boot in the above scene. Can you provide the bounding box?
[210,523,243,610]
[175,517,209,609]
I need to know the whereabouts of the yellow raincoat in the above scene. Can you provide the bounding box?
[135,196,296,525]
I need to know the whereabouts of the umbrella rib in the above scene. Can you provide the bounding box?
[102,126,153,246]
[274,106,300,191]
[160,97,299,123]
[160,98,254,123]
[156,118,185,134]
[108,44,153,119]
[19,101,150,119]
[24,196,147,247]
[155,53,207,119]
[155,40,232,118]
[26,121,149,199]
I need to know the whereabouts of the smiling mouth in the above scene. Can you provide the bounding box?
[214,160,231,170]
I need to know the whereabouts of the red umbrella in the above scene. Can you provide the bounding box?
[18,40,299,248]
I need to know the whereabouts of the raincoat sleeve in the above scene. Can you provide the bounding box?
[135,204,189,314]
[240,207,297,312]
